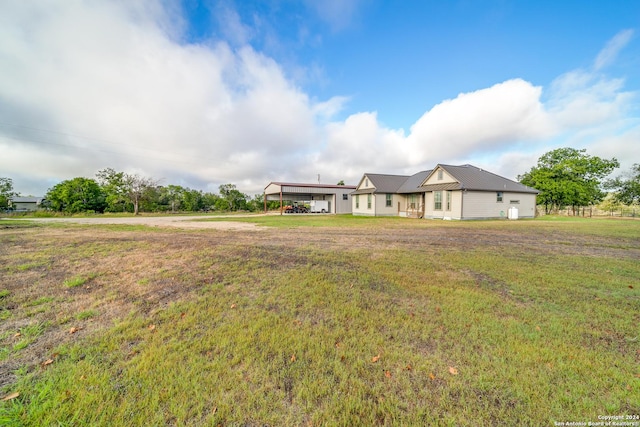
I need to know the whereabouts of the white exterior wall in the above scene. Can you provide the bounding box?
[424,190,462,219]
[461,191,536,219]
[375,193,400,216]
[352,193,376,216]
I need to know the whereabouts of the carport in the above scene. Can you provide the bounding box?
[264,182,356,214]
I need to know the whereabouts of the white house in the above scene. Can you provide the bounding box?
[352,164,538,220]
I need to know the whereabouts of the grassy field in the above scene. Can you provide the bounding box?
[0,216,638,425]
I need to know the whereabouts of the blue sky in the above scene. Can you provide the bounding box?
[1,1,639,196]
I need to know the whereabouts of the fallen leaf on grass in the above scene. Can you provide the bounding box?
[42,359,54,367]
[230,303,237,309]
[429,372,436,381]
[290,354,296,362]
[384,370,392,378]
[448,366,458,375]
[405,364,412,371]
[212,406,217,415]
[13,332,21,338]
[69,327,82,334]
[535,326,541,332]
[148,324,156,331]
[371,354,381,363]
[629,285,634,289]
[2,392,19,401]
[334,341,341,348]
[435,306,442,313]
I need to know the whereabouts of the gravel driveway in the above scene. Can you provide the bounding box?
[4,215,265,230]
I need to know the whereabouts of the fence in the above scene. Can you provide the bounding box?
[536,206,638,218]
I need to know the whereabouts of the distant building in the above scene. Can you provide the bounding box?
[9,196,45,212]
[264,182,356,214]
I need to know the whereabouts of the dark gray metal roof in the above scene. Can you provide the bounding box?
[425,164,538,193]
[397,170,432,193]
[354,173,410,194]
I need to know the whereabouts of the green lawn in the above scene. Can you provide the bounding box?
[0,217,638,425]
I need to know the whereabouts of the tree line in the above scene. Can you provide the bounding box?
[2,148,639,215]
[1,168,279,214]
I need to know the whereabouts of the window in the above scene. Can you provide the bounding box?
[509,200,520,204]
[446,191,452,211]
[367,194,372,209]
[386,194,392,207]
[355,195,359,209]
[343,194,348,200]
[437,170,443,180]
[365,178,369,187]
[408,194,417,209]
[497,192,503,202]
[434,191,442,210]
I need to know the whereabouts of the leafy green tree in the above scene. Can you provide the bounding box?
[201,192,221,211]
[519,148,619,214]
[160,185,185,213]
[606,163,640,205]
[1,177,18,209]
[218,184,248,211]
[337,180,345,186]
[124,173,157,215]
[96,168,131,212]
[45,177,106,213]
[182,188,204,211]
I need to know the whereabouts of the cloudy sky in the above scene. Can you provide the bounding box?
[1,0,639,196]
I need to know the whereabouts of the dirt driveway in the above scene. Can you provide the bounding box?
[6,215,265,230]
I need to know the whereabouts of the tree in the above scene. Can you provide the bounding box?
[607,163,640,205]
[96,168,131,212]
[0,177,17,209]
[201,192,221,212]
[337,180,345,186]
[218,184,248,211]
[45,177,106,213]
[160,185,185,213]
[181,188,204,211]
[124,173,157,215]
[519,148,619,214]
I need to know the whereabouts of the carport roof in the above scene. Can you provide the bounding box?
[266,182,356,190]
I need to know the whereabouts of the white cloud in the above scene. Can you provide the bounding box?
[0,1,637,197]
[304,0,366,32]
[405,79,555,163]
[594,29,634,71]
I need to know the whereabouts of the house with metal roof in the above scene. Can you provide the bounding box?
[352,164,538,220]
[352,171,431,217]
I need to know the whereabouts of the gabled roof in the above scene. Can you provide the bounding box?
[421,164,538,194]
[397,170,432,194]
[352,173,409,195]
